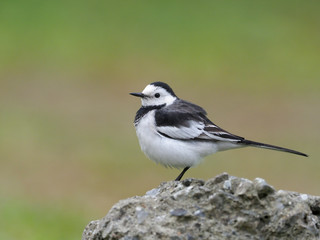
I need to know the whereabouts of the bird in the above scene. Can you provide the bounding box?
[130,82,308,181]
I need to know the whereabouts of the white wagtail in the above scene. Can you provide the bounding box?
[130,82,308,181]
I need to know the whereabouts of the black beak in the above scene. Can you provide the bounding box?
[130,92,145,98]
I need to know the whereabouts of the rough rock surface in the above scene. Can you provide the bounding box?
[82,173,320,240]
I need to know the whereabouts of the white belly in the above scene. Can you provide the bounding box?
[135,111,222,168]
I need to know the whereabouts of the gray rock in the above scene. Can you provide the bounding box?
[82,173,320,240]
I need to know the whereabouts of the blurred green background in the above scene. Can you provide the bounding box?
[0,1,319,239]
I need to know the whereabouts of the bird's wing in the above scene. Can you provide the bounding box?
[155,100,244,142]
[199,122,244,142]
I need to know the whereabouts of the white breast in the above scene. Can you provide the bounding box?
[135,110,221,168]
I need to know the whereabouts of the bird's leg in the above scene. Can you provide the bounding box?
[174,167,190,181]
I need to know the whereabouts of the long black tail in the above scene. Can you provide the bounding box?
[241,139,308,157]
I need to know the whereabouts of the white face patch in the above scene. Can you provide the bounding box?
[141,84,177,107]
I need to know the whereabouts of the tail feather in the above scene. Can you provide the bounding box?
[241,139,308,157]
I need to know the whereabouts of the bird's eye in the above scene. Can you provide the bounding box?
[155,93,160,98]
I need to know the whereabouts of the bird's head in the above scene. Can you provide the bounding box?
[130,82,178,107]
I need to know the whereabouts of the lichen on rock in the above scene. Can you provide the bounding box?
[82,173,320,240]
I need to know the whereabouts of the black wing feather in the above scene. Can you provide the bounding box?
[155,100,244,141]
[155,100,206,127]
